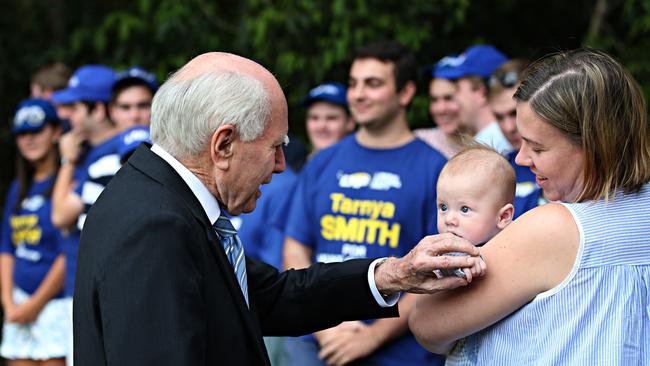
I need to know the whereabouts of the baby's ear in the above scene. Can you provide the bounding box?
[497,203,515,229]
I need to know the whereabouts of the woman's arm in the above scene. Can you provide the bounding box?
[409,203,579,353]
[0,254,16,313]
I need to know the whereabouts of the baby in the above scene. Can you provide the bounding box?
[434,146,516,278]
[433,146,516,365]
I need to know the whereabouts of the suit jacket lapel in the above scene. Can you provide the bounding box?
[127,145,269,361]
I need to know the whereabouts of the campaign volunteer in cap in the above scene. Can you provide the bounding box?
[50,64,120,366]
[0,98,67,365]
[110,66,158,131]
[51,65,115,137]
[435,45,508,79]
[51,65,115,104]
[12,98,60,134]
[303,82,354,155]
[435,45,513,155]
[413,57,468,160]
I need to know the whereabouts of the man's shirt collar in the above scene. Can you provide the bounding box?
[151,143,221,224]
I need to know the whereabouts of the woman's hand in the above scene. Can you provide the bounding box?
[6,298,44,324]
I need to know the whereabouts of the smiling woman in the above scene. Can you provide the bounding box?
[0,99,68,365]
[409,48,650,365]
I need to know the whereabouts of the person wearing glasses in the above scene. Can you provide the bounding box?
[109,66,158,131]
[434,45,513,155]
[0,99,67,366]
[488,59,546,219]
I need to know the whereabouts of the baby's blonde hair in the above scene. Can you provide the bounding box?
[440,145,516,205]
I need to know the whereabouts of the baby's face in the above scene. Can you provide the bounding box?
[436,172,504,245]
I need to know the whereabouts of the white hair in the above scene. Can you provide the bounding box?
[150,70,271,159]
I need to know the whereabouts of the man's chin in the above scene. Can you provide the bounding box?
[240,196,260,214]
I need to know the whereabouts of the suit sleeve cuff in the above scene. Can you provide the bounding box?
[367,258,400,308]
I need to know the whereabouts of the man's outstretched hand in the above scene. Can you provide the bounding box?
[375,233,486,295]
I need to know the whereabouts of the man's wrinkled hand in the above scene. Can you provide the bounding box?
[374,233,486,295]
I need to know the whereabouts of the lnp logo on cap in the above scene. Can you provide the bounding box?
[310,84,342,98]
[437,54,467,67]
[14,106,46,128]
[122,128,150,145]
[68,76,80,88]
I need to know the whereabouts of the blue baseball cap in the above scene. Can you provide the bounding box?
[51,65,116,104]
[303,82,348,108]
[12,98,60,134]
[113,66,158,93]
[118,126,151,162]
[434,45,508,80]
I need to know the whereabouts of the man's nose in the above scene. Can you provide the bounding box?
[347,85,364,101]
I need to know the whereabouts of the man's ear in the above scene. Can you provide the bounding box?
[398,81,417,107]
[210,124,236,170]
[496,203,515,229]
[475,82,489,106]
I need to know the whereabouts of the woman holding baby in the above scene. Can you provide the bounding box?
[410,48,650,365]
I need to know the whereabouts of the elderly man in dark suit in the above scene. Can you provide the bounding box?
[73,52,485,365]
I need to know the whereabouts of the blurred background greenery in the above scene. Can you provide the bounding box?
[1,0,649,191]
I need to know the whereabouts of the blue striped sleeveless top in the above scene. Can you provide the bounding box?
[455,183,650,365]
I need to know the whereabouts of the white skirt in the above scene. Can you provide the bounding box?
[0,287,69,360]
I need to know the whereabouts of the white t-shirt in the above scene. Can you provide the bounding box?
[474,121,513,155]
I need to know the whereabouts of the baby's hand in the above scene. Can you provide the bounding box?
[433,252,469,278]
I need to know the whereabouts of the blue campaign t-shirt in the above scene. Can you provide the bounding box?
[0,176,64,298]
[286,135,446,366]
[64,134,121,297]
[234,167,297,270]
[507,151,545,219]
[76,133,122,230]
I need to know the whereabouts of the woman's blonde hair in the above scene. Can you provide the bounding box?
[514,48,650,202]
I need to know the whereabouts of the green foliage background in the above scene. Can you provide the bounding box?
[1,0,649,191]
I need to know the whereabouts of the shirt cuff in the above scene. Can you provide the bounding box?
[367,258,400,308]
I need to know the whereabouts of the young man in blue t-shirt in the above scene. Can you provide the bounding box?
[283,41,448,366]
[50,65,121,366]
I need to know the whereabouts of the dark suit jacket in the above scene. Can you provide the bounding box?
[73,145,398,365]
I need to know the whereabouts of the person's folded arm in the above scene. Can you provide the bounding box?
[409,203,579,354]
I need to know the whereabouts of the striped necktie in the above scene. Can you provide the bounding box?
[213,214,249,307]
